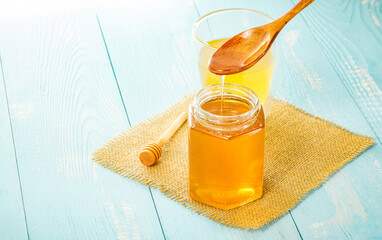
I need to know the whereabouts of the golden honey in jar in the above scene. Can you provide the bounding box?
[188,83,265,210]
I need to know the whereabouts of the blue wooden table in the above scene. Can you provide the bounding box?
[1,0,381,239]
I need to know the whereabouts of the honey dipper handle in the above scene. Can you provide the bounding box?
[156,112,188,147]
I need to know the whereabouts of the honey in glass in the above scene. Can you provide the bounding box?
[188,83,265,210]
[198,38,274,105]
[192,9,277,115]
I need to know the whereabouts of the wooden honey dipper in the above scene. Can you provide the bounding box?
[139,112,188,166]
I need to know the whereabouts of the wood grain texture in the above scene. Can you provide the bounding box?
[277,24,382,239]
[0,0,380,238]
[0,14,164,239]
[282,0,382,237]
[0,57,28,239]
[289,0,382,141]
[195,0,382,238]
[97,0,302,239]
[266,0,382,238]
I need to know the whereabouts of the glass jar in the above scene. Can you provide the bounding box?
[188,83,265,210]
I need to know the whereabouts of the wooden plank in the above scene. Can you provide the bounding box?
[288,0,382,140]
[0,14,164,239]
[278,24,382,239]
[282,0,382,238]
[0,57,28,239]
[195,0,382,238]
[97,0,302,239]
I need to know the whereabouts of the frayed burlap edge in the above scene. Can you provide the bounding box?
[92,94,374,229]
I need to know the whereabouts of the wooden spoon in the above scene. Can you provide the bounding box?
[208,0,315,75]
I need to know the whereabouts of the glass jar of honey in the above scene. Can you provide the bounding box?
[188,83,265,210]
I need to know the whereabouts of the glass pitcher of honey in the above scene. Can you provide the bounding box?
[192,8,279,116]
[188,83,265,210]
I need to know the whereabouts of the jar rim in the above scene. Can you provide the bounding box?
[192,8,274,49]
[192,83,261,125]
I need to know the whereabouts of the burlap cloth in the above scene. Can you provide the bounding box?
[93,93,374,229]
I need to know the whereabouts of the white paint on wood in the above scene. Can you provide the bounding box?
[284,31,322,90]
[10,102,35,120]
[371,13,381,27]
[325,176,368,222]
[0,13,164,239]
[346,56,382,117]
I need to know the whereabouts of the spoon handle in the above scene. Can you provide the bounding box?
[276,0,315,28]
